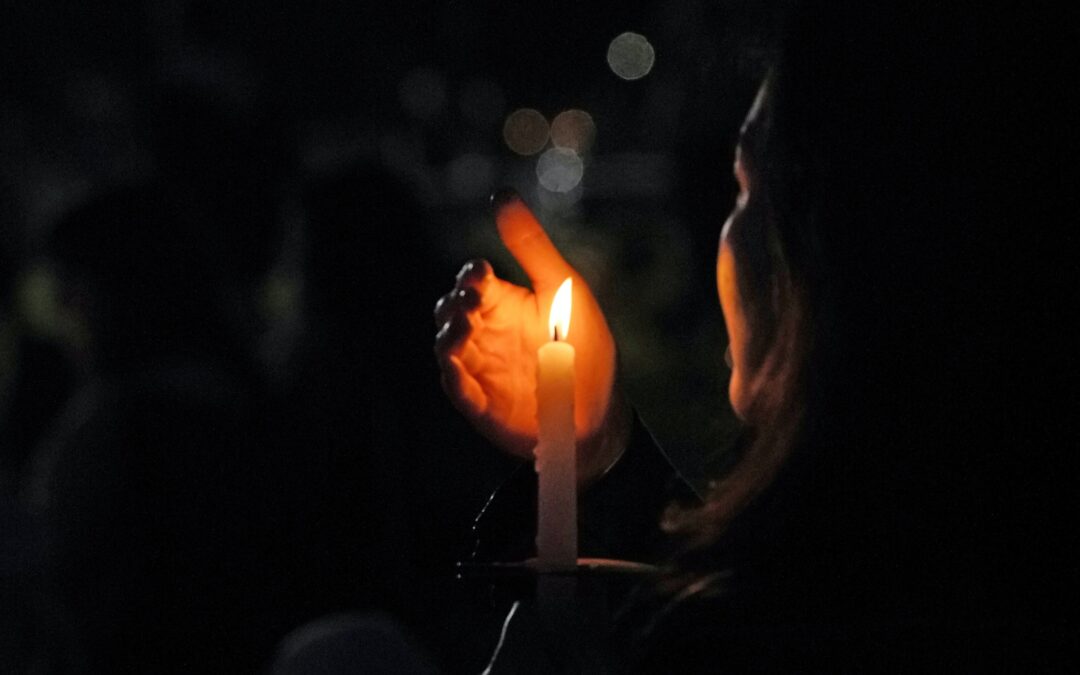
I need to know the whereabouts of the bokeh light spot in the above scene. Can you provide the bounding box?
[502,108,549,155]
[606,32,655,81]
[536,147,584,193]
[550,109,596,154]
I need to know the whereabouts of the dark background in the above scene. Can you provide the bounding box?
[1,0,798,483]
[1,1,790,671]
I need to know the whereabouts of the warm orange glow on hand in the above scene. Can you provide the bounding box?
[434,191,623,484]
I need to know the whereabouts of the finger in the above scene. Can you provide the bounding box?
[434,310,472,355]
[455,258,519,317]
[435,313,485,413]
[438,353,488,416]
[456,337,488,375]
[433,286,480,328]
[436,309,488,375]
[456,258,511,316]
[455,258,493,289]
[492,188,575,291]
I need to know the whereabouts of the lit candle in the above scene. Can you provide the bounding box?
[535,277,577,570]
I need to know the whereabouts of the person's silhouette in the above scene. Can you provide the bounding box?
[27,182,312,672]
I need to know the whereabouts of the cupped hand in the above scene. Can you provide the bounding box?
[434,190,628,486]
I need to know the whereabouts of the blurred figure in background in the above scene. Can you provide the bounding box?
[1,181,80,674]
[18,159,513,672]
[0,261,78,500]
[1,176,79,498]
[281,163,425,617]
[148,72,297,361]
[24,180,316,673]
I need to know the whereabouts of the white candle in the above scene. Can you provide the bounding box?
[535,277,577,570]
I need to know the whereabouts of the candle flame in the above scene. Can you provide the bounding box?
[549,277,572,341]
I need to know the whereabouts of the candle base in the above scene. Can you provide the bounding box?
[454,556,660,670]
[455,557,659,578]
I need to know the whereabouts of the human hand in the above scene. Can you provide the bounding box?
[434,190,629,486]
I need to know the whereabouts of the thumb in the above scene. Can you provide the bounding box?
[492,188,575,291]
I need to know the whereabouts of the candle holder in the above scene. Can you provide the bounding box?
[456,557,658,578]
[454,557,659,671]
[455,556,659,613]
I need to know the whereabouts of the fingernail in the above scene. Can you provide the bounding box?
[457,259,491,284]
[458,287,480,308]
[490,186,521,213]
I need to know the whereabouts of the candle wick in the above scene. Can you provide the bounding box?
[553,325,562,342]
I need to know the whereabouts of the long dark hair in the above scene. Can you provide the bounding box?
[661,3,1056,633]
